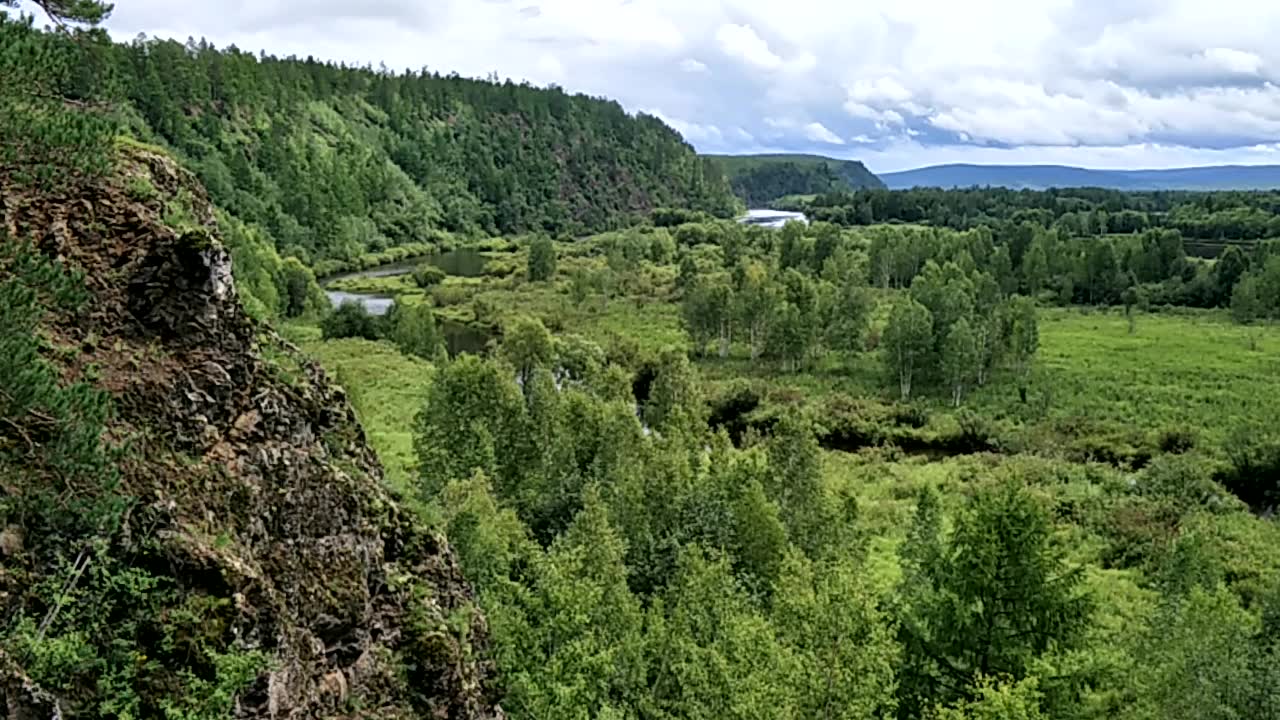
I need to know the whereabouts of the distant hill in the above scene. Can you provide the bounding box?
[882,164,1280,191]
[708,154,885,206]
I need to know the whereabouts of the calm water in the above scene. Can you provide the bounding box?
[322,248,488,316]
[741,209,808,228]
[322,248,495,355]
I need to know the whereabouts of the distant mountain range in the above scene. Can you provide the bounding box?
[880,164,1280,191]
[706,153,885,205]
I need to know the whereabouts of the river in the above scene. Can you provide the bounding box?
[322,248,493,355]
[323,211,804,322]
[741,209,808,228]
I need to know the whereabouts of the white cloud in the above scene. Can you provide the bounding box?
[715,23,782,71]
[679,58,708,73]
[1202,47,1264,75]
[803,122,845,145]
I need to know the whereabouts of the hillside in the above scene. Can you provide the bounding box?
[2,14,736,268]
[882,163,1280,190]
[708,153,885,205]
[0,144,504,717]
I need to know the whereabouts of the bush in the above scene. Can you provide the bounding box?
[1157,425,1198,454]
[528,236,557,282]
[1217,426,1280,512]
[389,301,445,360]
[279,257,327,318]
[411,264,447,289]
[320,301,380,341]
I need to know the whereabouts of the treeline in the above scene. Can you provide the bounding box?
[410,316,1280,720]
[748,198,1280,321]
[2,12,737,264]
[674,220,1041,404]
[797,186,1280,241]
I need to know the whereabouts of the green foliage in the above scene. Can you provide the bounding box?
[709,153,884,206]
[644,348,705,436]
[389,301,445,361]
[883,297,934,400]
[414,354,526,499]
[0,13,117,187]
[896,480,1091,718]
[527,236,557,283]
[320,301,380,341]
[942,316,978,407]
[1007,296,1039,400]
[411,263,448,289]
[502,316,555,387]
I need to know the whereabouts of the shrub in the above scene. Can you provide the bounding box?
[411,264,447,289]
[320,301,380,341]
[528,236,557,282]
[1217,426,1280,512]
[1157,425,1198,454]
[389,301,445,360]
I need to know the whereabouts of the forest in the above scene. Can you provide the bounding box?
[5,1,1280,719]
[298,209,1280,720]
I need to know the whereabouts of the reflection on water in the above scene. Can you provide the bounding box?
[322,248,490,318]
[741,209,808,228]
[326,290,394,316]
[324,248,488,284]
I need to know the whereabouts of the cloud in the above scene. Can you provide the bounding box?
[63,0,1280,168]
[679,58,708,73]
[803,122,845,145]
[715,23,782,71]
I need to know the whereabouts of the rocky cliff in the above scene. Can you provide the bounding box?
[0,148,503,719]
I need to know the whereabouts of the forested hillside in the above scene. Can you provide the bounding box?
[710,154,884,206]
[1,12,736,267]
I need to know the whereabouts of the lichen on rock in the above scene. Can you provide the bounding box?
[1,147,503,719]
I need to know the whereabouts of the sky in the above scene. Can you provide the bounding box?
[30,0,1280,172]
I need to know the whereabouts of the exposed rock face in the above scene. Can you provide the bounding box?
[1,150,503,719]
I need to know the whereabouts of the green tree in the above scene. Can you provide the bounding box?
[1022,236,1049,295]
[1007,297,1039,402]
[527,236,557,282]
[645,348,705,437]
[320,301,379,340]
[389,301,445,361]
[682,279,734,358]
[1232,273,1263,326]
[648,549,797,720]
[502,315,555,389]
[773,551,900,720]
[942,316,978,407]
[896,480,1091,718]
[486,488,647,717]
[935,677,1048,720]
[735,261,779,361]
[414,355,526,498]
[1085,240,1121,305]
[883,297,934,400]
[1135,585,1262,720]
[824,275,872,353]
[279,256,326,318]
[765,414,831,558]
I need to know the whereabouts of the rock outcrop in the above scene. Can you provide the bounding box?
[1,149,503,719]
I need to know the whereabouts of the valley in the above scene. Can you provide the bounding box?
[4,2,1280,719]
